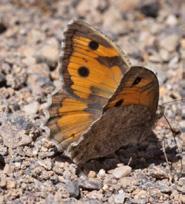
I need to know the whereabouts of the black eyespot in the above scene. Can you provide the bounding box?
[114,99,123,107]
[88,40,99,50]
[78,66,90,77]
[132,77,142,86]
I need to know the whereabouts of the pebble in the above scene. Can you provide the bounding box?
[160,34,179,52]
[0,174,7,188]
[87,190,103,200]
[88,171,97,178]
[23,101,39,115]
[6,178,16,189]
[38,159,53,171]
[177,177,185,193]
[120,177,137,188]
[159,49,170,62]
[157,181,172,194]
[35,38,60,68]
[179,121,185,132]
[0,123,32,148]
[78,178,102,190]
[166,15,178,26]
[97,169,106,178]
[110,165,132,179]
[0,196,5,204]
[27,29,45,44]
[150,166,168,179]
[133,189,148,202]
[113,190,125,204]
[65,180,80,198]
[180,195,185,203]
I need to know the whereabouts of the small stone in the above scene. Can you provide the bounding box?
[150,166,168,179]
[120,177,137,188]
[0,123,32,148]
[182,108,185,119]
[102,7,128,35]
[27,29,45,44]
[178,177,185,186]
[158,181,172,193]
[6,178,16,189]
[79,178,102,190]
[18,46,36,58]
[149,188,162,198]
[3,164,14,174]
[110,165,132,179]
[179,121,185,132]
[88,171,97,178]
[23,101,39,115]
[0,196,5,203]
[166,15,178,26]
[97,169,106,178]
[65,180,80,198]
[102,184,108,191]
[87,190,103,200]
[159,49,170,61]
[180,195,185,203]
[114,0,140,12]
[38,159,53,170]
[0,175,7,187]
[134,189,148,200]
[177,177,185,193]
[169,55,179,67]
[160,34,179,52]
[35,38,59,68]
[114,190,125,204]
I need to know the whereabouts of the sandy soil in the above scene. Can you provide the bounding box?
[0,0,184,203]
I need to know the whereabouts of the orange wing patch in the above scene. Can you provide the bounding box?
[60,20,130,107]
[48,94,96,147]
[105,66,159,115]
[66,36,124,100]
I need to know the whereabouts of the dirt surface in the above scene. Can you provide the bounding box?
[0,0,185,203]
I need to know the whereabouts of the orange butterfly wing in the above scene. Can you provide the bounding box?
[47,20,131,149]
[105,66,159,116]
[61,20,131,105]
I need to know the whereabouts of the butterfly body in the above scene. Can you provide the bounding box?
[47,20,159,165]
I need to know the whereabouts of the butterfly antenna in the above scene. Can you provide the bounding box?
[163,113,181,140]
[161,98,185,106]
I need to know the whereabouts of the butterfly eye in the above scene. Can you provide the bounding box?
[88,40,99,50]
[114,99,123,107]
[132,77,142,86]
[78,66,90,77]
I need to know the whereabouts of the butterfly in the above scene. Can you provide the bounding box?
[47,20,159,165]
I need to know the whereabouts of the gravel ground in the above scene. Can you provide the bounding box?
[0,0,185,203]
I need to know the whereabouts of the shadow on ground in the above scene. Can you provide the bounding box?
[80,132,181,173]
